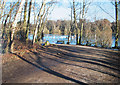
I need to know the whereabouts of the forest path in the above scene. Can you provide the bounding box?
[2,44,120,83]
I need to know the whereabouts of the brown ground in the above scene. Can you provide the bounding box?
[2,40,120,84]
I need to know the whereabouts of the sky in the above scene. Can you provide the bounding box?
[47,0,116,22]
[6,0,117,22]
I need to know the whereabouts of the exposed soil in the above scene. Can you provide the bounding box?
[2,40,120,84]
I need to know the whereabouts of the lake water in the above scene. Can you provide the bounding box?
[112,34,120,47]
[28,34,120,47]
[28,34,76,45]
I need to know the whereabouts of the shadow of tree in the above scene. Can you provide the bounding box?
[12,52,88,84]
[11,44,120,83]
[49,45,120,68]
[28,49,120,80]
[39,47,120,73]
[53,45,120,61]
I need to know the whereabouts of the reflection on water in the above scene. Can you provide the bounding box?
[28,34,120,47]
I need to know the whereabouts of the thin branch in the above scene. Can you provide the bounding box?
[97,5,115,20]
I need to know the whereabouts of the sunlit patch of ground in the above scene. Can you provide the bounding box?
[2,40,120,83]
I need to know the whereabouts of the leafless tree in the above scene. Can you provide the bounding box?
[26,0,32,41]
[114,0,119,48]
[33,0,56,44]
[10,0,25,52]
[79,0,92,45]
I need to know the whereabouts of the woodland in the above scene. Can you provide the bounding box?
[1,0,120,84]
[0,0,120,52]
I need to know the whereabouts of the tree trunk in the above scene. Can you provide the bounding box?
[79,22,83,45]
[26,0,32,41]
[5,4,12,53]
[0,0,6,23]
[10,0,25,52]
[115,0,119,48]
[79,0,85,45]
[23,0,28,40]
[1,2,19,53]
[33,0,46,44]
[37,4,50,42]
[68,6,73,44]
[73,0,79,45]
[1,0,6,39]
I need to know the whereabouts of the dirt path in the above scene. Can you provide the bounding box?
[2,44,120,83]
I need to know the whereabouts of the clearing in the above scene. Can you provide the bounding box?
[2,40,120,83]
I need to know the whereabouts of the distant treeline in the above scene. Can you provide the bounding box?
[15,19,120,47]
[2,19,119,48]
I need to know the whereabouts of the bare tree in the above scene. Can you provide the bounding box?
[79,0,92,45]
[102,0,119,48]
[10,0,25,52]
[73,0,79,45]
[68,4,73,44]
[70,0,92,45]
[26,0,32,41]
[33,0,46,44]
[0,0,6,39]
[0,0,6,23]
[23,0,28,39]
[33,0,55,44]
[2,1,19,39]
[115,0,119,48]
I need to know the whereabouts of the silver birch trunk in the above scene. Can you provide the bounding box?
[10,0,25,52]
[33,0,46,44]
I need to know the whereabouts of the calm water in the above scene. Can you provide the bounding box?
[28,34,76,45]
[28,34,120,47]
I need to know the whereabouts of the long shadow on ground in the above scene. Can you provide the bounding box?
[29,49,120,80]
[12,52,87,84]
[54,45,120,61]
[38,46,120,73]
[11,44,120,83]
[45,46,120,71]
